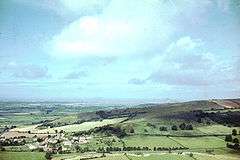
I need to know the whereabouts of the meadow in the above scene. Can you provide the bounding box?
[0,152,45,160]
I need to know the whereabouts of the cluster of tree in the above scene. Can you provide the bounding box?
[227,143,240,150]
[74,125,127,138]
[159,126,168,131]
[96,109,145,120]
[0,138,26,146]
[179,123,193,130]
[45,152,52,160]
[146,123,156,128]
[200,111,240,127]
[153,146,187,151]
[123,146,150,151]
[225,129,240,150]
[94,125,127,138]
[171,123,193,131]
[75,146,93,153]
[122,125,135,134]
[99,147,122,152]
[232,129,240,136]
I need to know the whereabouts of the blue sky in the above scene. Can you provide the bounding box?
[0,0,239,101]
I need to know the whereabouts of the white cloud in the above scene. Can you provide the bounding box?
[50,0,175,57]
[60,0,110,14]
[147,36,225,86]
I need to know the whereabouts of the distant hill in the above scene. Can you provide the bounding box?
[211,99,240,109]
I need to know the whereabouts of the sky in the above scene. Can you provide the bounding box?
[0,0,239,101]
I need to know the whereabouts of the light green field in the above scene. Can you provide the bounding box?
[50,115,78,125]
[52,153,104,160]
[193,153,240,160]
[30,118,125,133]
[0,114,58,126]
[0,152,45,160]
[123,135,182,149]
[171,136,226,149]
[197,125,240,135]
[127,153,193,160]
[82,136,124,150]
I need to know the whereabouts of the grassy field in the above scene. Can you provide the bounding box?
[81,136,124,150]
[171,136,226,149]
[0,114,58,126]
[0,152,45,160]
[9,118,125,134]
[127,153,193,160]
[197,125,240,135]
[123,135,182,149]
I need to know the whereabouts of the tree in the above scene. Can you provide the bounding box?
[179,123,186,130]
[225,135,233,142]
[232,129,237,136]
[159,126,168,131]
[172,125,178,131]
[186,124,193,130]
[129,127,135,133]
[233,138,239,144]
[45,152,52,160]
[37,138,43,143]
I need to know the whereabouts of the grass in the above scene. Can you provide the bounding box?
[0,114,58,126]
[32,118,126,133]
[127,153,193,160]
[123,135,182,149]
[171,136,226,149]
[193,153,240,160]
[0,152,45,160]
[81,136,124,150]
[197,125,240,135]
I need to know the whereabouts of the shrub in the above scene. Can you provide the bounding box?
[225,135,233,142]
[172,125,178,131]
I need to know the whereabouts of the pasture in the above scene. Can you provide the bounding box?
[0,151,45,160]
[197,125,240,135]
[123,135,182,149]
[10,118,125,134]
[171,136,226,149]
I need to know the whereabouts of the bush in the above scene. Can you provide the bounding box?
[225,135,233,142]
[171,125,178,131]
[232,129,237,136]
[159,126,168,131]
[179,123,186,130]
[233,138,239,144]
[45,152,52,160]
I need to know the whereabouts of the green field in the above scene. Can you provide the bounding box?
[123,135,182,149]
[0,152,45,160]
[11,118,125,133]
[81,136,124,150]
[197,125,240,135]
[127,154,193,160]
[171,136,226,149]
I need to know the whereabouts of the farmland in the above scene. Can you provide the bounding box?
[0,99,240,160]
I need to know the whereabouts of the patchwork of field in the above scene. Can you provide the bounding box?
[10,118,125,134]
[1,131,52,139]
[0,114,58,126]
[52,152,240,160]
[0,151,45,160]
